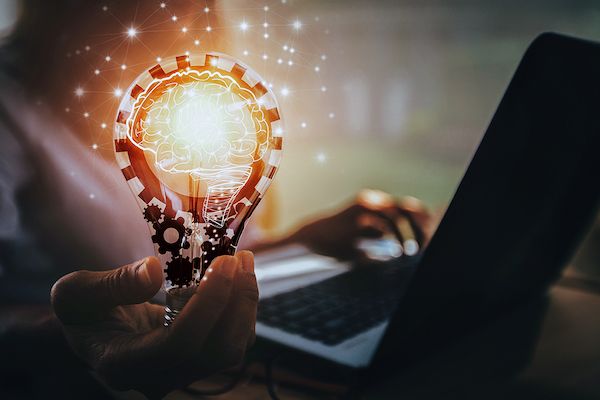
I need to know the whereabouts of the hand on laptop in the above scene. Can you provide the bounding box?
[50,252,258,397]
[277,190,433,261]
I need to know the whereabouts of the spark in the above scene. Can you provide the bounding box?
[84,45,90,51]
[194,39,200,46]
[74,87,84,97]
[283,45,288,51]
[262,53,268,60]
[181,26,188,33]
[171,15,177,21]
[94,69,100,75]
[160,2,166,8]
[114,87,123,97]
[83,112,90,118]
[277,58,283,64]
[156,56,162,62]
[239,21,249,31]
[206,26,212,32]
[314,66,320,72]
[289,47,295,53]
[121,64,127,70]
[263,22,269,28]
[92,143,98,149]
[280,87,290,97]
[316,151,327,164]
[127,27,137,37]
[204,6,210,13]
[100,122,107,129]
[105,55,111,62]
[287,60,293,66]
[293,19,302,30]
[263,33,269,39]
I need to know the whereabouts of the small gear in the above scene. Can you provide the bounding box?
[143,204,163,223]
[151,217,190,255]
[165,256,194,287]
[203,225,227,240]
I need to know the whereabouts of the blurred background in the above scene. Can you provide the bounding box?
[1,0,599,272]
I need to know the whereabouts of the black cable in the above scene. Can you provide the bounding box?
[182,361,248,397]
[265,356,281,400]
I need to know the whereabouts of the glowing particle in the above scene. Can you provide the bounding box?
[287,60,293,66]
[114,88,123,97]
[160,2,166,8]
[121,64,127,70]
[293,20,302,30]
[321,54,327,60]
[74,87,84,97]
[92,143,98,150]
[290,47,295,53]
[194,39,200,45]
[321,86,327,92]
[100,122,107,129]
[181,26,188,33]
[102,5,108,11]
[84,45,90,51]
[240,21,249,31]
[316,152,327,164]
[263,22,269,28]
[156,56,162,62]
[277,58,283,64]
[83,112,90,118]
[204,6,210,13]
[262,53,268,60]
[127,27,137,37]
[171,15,177,21]
[89,193,95,199]
[301,121,307,128]
[105,55,111,62]
[94,69,100,75]
[314,66,320,72]
[329,112,335,118]
[65,107,70,112]
[243,50,249,56]
[280,87,290,97]
[283,45,288,51]
[264,6,269,11]
[263,33,269,39]
[206,26,212,32]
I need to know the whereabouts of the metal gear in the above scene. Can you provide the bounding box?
[164,256,194,287]
[143,204,163,223]
[151,217,190,255]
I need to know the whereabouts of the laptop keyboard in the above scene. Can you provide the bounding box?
[257,257,418,346]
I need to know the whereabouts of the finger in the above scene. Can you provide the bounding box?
[51,257,162,324]
[167,255,238,352]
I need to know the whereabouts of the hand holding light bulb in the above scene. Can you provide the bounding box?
[51,252,258,397]
[114,53,283,324]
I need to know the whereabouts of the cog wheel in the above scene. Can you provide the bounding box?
[203,225,228,240]
[151,217,190,255]
[143,204,163,223]
[164,256,193,287]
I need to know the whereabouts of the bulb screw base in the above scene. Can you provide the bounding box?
[164,286,196,326]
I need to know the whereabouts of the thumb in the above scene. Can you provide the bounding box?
[51,257,163,324]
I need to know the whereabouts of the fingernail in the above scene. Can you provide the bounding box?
[134,259,153,288]
[219,257,237,279]
[238,251,254,273]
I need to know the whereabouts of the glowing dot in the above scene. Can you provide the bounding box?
[290,47,295,53]
[160,2,166,8]
[92,143,98,150]
[156,56,162,62]
[207,268,213,273]
[275,127,283,135]
[65,107,70,112]
[316,152,327,164]
[277,58,283,64]
[240,21,249,31]
[120,64,127,70]
[83,112,90,118]
[89,193,95,199]
[321,86,327,92]
[127,27,137,37]
[264,6,269,11]
[321,54,327,60]
[329,112,335,118]
[102,5,108,11]
[263,22,269,28]
[212,247,215,251]
[100,122,107,129]
[171,15,177,21]
[94,69,100,75]
[263,33,269,39]
[301,121,307,128]
[288,60,293,66]
[293,20,302,30]
[204,6,210,12]
[84,45,90,51]
[181,26,188,33]
[74,87,84,97]
[105,55,111,62]
[243,50,249,56]
[206,26,212,32]
[194,39,200,46]
[283,45,288,51]
[262,53,268,60]
[114,88,123,97]
[280,87,290,97]
[314,66,320,72]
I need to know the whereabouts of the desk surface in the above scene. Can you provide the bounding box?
[164,284,600,400]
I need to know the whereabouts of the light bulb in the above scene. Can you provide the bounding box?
[113,53,283,325]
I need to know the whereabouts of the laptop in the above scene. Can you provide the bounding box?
[253,32,600,379]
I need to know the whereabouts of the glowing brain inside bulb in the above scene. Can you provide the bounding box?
[114,54,283,324]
